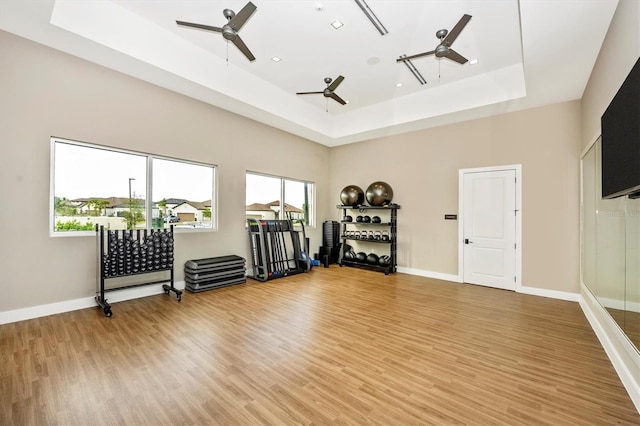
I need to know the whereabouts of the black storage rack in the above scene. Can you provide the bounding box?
[95,225,182,317]
[337,204,400,275]
[247,218,309,281]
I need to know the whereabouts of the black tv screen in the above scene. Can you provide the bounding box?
[601,57,640,199]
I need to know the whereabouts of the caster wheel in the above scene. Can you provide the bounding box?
[164,289,170,295]
[104,309,112,317]
[177,295,182,302]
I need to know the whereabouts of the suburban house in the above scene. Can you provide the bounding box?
[172,200,212,223]
[246,201,305,221]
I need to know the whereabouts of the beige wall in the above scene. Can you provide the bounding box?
[330,101,582,293]
[0,31,331,312]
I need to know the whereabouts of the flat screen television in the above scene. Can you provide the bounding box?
[601,57,640,199]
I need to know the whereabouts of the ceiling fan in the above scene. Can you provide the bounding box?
[176,2,257,62]
[296,76,347,105]
[397,14,472,65]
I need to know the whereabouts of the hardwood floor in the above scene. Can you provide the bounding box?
[1,267,638,425]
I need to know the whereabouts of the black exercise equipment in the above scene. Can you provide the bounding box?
[320,220,341,265]
[247,218,308,281]
[96,225,181,318]
[184,255,246,292]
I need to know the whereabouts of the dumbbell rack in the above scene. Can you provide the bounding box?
[95,225,182,317]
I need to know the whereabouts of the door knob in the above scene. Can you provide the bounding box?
[464,238,473,244]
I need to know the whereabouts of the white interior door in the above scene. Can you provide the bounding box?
[463,169,517,290]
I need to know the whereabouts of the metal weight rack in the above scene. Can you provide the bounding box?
[95,225,182,317]
[247,219,309,281]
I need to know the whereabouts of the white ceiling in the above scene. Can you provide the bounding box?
[0,0,618,146]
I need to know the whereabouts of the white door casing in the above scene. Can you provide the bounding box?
[459,166,521,291]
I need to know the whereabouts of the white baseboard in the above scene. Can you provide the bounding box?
[396,267,462,283]
[0,281,185,325]
[579,286,640,413]
[396,268,580,304]
[517,285,580,302]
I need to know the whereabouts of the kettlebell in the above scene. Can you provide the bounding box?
[344,215,353,222]
[378,255,391,266]
[368,231,375,240]
[374,231,382,240]
[356,215,364,223]
[381,231,390,241]
[372,216,381,224]
[356,252,367,263]
[363,215,371,223]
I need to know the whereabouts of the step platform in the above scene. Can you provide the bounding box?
[184,255,246,293]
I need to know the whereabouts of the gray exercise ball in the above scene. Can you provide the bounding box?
[365,181,394,206]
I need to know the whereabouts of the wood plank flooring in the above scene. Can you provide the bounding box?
[1,267,638,425]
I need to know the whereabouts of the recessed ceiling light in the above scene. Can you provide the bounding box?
[469,59,479,65]
[395,83,403,87]
[331,20,344,30]
[271,56,282,62]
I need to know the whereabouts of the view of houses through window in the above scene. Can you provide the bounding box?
[245,172,314,226]
[51,138,215,234]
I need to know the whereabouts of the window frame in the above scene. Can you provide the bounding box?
[245,171,315,227]
[50,137,217,237]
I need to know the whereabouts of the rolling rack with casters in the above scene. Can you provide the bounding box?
[247,218,310,281]
[95,224,182,317]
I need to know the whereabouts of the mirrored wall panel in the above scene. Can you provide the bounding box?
[582,138,640,351]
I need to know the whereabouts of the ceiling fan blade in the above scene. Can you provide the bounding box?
[231,35,256,61]
[442,14,471,47]
[328,75,344,92]
[329,92,347,105]
[396,50,435,62]
[229,1,257,31]
[445,48,468,64]
[176,20,223,33]
[296,91,324,95]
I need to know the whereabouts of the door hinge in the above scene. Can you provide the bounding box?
[514,276,517,282]
[514,243,517,249]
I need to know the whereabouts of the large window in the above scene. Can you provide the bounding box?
[245,172,314,226]
[51,138,216,235]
